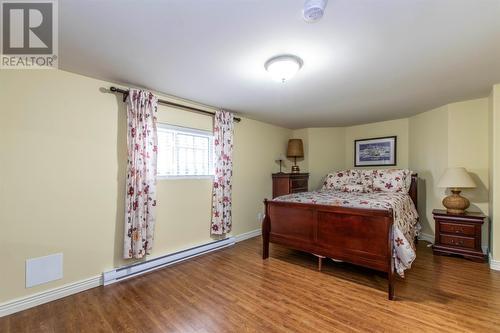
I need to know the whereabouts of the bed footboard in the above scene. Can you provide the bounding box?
[262,199,395,300]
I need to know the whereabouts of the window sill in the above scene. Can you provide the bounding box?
[157,175,214,181]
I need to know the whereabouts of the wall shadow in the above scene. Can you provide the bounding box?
[417,177,428,233]
[465,171,490,252]
[462,172,489,206]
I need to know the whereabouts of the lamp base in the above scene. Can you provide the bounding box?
[442,189,470,214]
[291,165,300,173]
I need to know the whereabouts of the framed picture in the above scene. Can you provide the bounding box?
[354,136,397,167]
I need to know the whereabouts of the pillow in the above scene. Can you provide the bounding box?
[359,169,376,193]
[340,184,365,193]
[403,171,413,191]
[372,169,412,193]
[322,170,360,190]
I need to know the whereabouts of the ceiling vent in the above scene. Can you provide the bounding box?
[303,0,328,23]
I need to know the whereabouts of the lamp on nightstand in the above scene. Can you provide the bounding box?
[275,154,287,173]
[287,139,304,173]
[437,167,476,214]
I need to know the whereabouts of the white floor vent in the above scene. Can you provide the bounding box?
[103,237,235,285]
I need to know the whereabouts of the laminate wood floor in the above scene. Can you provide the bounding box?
[1,237,500,333]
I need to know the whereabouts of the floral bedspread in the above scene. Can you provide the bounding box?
[273,190,420,277]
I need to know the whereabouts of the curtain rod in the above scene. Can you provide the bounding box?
[109,87,241,123]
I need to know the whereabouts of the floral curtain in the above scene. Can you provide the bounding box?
[211,110,234,235]
[124,89,159,259]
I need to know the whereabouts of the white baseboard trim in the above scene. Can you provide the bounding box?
[489,253,500,271]
[0,275,101,318]
[234,228,261,242]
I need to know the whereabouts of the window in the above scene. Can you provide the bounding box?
[157,124,214,178]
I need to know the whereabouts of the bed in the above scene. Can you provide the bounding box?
[262,169,419,300]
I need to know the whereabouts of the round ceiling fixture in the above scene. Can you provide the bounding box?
[264,55,303,83]
[303,0,328,23]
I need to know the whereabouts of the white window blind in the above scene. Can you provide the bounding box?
[157,124,214,178]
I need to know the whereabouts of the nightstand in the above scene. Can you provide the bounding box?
[432,209,487,262]
[272,173,309,198]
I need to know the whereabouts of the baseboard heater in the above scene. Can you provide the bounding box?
[103,237,235,285]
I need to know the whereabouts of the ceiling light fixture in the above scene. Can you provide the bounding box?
[264,55,303,83]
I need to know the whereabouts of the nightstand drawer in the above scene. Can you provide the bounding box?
[291,178,308,189]
[439,222,475,236]
[291,187,308,193]
[432,209,486,262]
[440,234,475,249]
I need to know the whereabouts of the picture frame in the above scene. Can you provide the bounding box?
[354,136,397,167]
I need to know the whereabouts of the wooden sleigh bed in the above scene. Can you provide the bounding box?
[262,174,418,300]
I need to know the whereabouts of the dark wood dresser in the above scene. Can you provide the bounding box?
[272,173,309,198]
[432,209,486,262]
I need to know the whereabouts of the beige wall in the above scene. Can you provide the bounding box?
[490,85,500,260]
[408,99,490,239]
[291,127,345,190]
[447,99,490,217]
[488,89,493,259]
[344,118,410,169]
[308,128,345,190]
[291,119,409,191]
[232,118,292,235]
[0,70,291,303]
[408,105,449,236]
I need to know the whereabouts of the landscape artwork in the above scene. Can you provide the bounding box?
[354,136,397,167]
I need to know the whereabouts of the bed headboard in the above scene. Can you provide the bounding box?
[409,173,418,209]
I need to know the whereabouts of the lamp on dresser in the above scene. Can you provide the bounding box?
[275,154,287,174]
[287,139,304,173]
[437,167,476,214]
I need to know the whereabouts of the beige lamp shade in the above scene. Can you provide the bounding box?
[287,139,304,158]
[437,167,476,189]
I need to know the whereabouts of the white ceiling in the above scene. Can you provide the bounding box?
[59,0,500,128]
